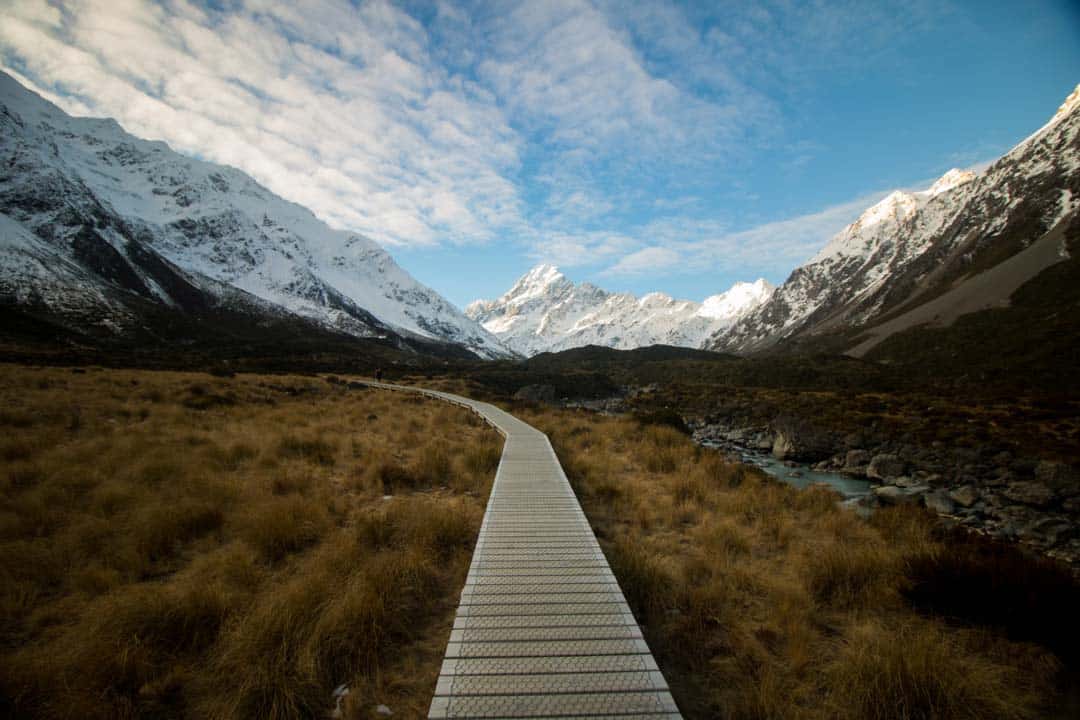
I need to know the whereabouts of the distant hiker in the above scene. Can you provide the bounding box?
[375,368,383,381]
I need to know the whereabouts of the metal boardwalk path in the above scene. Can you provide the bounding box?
[364,382,681,720]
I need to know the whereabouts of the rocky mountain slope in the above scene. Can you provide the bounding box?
[466,264,772,356]
[0,72,511,359]
[708,85,1080,355]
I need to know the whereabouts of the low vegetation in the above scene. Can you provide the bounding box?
[0,365,501,719]
[3,364,1075,719]
[518,404,1076,720]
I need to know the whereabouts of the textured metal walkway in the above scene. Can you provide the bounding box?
[362,382,682,719]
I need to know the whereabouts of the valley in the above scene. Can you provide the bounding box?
[1,30,1078,720]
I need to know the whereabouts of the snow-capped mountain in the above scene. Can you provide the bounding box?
[708,83,1080,355]
[466,264,772,356]
[0,72,511,359]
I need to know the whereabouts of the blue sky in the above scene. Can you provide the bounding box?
[1,0,1078,306]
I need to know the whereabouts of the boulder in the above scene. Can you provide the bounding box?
[769,415,835,461]
[772,432,795,460]
[1035,461,1079,496]
[724,428,748,443]
[1019,517,1075,548]
[867,453,905,481]
[923,473,945,487]
[843,449,871,474]
[1001,481,1056,508]
[923,490,956,515]
[874,485,922,506]
[949,485,980,508]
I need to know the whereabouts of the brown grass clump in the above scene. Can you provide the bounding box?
[520,404,1068,720]
[825,620,1056,720]
[0,365,500,719]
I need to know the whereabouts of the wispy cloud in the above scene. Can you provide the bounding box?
[0,0,522,247]
[531,191,889,282]
[601,246,682,277]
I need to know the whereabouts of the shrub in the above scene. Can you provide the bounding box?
[825,620,1053,720]
[238,496,330,563]
[804,540,896,610]
[462,439,502,476]
[275,436,336,466]
[182,391,237,410]
[633,408,690,435]
[903,529,1080,664]
[132,500,225,561]
[412,441,454,486]
[204,577,328,720]
[376,461,421,494]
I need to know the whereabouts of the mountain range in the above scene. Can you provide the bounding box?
[1,69,1077,368]
[472,86,1079,360]
[466,265,772,356]
[0,72,511,360]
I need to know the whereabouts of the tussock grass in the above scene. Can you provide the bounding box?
[520,404,1068,720]
[825,620,1057,720]
[0,365,500,719]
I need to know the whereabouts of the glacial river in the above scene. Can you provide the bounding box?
[699,441,872,498]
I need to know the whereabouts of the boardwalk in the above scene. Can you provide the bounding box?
[363,382,682,719]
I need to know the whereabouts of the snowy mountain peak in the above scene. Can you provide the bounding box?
[508,263,569,298]
[859,190,919,228]
[811,168,979,266]
[924,168,976,197]
[698,279,775,320]
[467,268,771,356]
[1051,84,1080,126]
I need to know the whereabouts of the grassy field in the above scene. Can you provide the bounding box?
[516,403,1078,720]
[0,365,501,719]
[3,366,1077,720]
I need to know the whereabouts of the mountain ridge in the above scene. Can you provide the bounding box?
[707,84,1080,356]
[0,71,513,360]
[466,264,773,356]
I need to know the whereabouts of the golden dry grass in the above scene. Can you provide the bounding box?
[518,405,1064,720]
[0,365,501,719]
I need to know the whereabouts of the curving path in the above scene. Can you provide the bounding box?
[361,381,682,719]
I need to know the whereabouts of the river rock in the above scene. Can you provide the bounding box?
[772,432,795,460]
[923,473,946,487]
[1020,517,1075,547]
[923,490,956,515]
[1001,481,1056,508]
[724,428,748,443]
[1035,461,1079,496]
[949,485,980,507]
[874,485,925,506]
[843,449,871,473]
[867,453,905,481]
